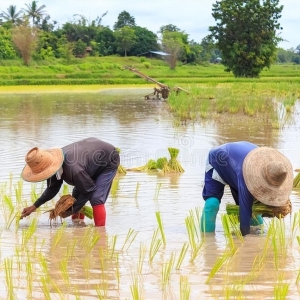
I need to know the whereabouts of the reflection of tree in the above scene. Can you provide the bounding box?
[0,93,162,135]
[212,113,280,149]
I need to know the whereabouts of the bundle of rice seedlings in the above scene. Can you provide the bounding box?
[45,194,75,223]
[167,147,184,173]
[127,159,158,172]
[226,199,292,219]
[157,157,172,174]
[116,147,126,175]
[80,206,93,219]
[293,169,300,188]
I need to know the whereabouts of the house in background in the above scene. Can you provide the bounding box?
[138,50,170,59]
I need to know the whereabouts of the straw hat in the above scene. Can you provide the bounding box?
[242,147,293,206]
[21,147,64,182]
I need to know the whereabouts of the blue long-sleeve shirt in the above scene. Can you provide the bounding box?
[208,141,258,235]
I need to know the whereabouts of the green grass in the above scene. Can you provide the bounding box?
[0,56,299,86]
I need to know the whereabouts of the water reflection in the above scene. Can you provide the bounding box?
[0,92,300,298]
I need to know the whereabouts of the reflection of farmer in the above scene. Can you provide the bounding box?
[20,137,120,226]
[201,141,293,236]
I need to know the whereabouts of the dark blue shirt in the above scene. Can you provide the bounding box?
[208,141,258,235]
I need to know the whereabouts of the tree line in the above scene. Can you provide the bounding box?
[0,1,300,76]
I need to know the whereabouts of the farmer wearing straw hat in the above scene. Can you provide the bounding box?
[200,141,293,236]
[20,137,120,226]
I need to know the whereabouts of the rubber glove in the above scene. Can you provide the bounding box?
[250,214,264,226]
[200,197,220,232]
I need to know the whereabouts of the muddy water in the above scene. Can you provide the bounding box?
[0,91,300,299]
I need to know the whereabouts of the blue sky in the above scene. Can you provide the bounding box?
[3,0,299,49]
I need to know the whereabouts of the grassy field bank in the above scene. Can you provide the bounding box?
[0,56,299,86]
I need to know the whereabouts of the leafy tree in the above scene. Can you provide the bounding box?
[114,26,136,56]
[162,31,184,70]
[113,11,136,30]
[1,5,23,25]
[34,30,58,59]
[0,27,17,59]
[209,0,283,77]
[12,18,38,65]
[73,39,87,57]
[24,1,46,25]
[159,24,181,34]
[94,26,116,56]
[128,26,158,56]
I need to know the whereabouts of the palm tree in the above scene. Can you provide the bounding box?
[1,5,23,25]
[23,1,46,25]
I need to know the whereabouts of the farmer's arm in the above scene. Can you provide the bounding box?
[61,171,96,218]
[21,176,63,218]
[238,185,254,236]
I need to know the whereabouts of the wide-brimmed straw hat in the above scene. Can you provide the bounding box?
[242,147,293,206]
[21,147,64,182]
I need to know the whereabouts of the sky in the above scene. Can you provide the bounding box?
[2,0,299,50]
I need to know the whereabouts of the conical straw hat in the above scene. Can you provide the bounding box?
[21,147,64,182]
[242,147,293,206]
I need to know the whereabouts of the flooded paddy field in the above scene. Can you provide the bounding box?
[0,91,300,299]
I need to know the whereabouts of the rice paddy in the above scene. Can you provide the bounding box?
[1,89,300,298]
[0,176,300,299]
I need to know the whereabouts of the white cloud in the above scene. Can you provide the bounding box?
[2,0,299,49]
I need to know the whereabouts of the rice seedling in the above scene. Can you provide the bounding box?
[26,252,33,296]
[108,234,118,259]
[291,211,300,238]
[185,209,204,262]
[175,242,189,270]
[156,211,166,247]
[121,228,138,251]
[15,179,23,204]
[82,229,101,253]
[41,276,51,300]
[30,183,39,203]
[51,221,67,249]
[39,253,49,277]
[149,229,163,264]
[157,157,172,174]
[129,273,143,300]
[221,214,236,249]
[2,194,16,229]
[154,183,162,202]
[137,242,147,274]
[226,199,292,218]
[293,171,300,188]
[59,257,70,286]
[61,184,70,195]
[161,252,176,290]
[66,238,78,259]
[180,275,191,300]
[4,257,14,300]
[96,282,108,300]
[110,178,119,201]
[167,148,185,173]
[127,159,158,172]
[274,279,289,299]
[21,217,38,246]
[135,182,140,199]
[116,148,127,175]
[205,248,237,284]
[82,256,91,281]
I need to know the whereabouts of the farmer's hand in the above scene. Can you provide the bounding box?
[21,205,36,219]
[59,210,72,218]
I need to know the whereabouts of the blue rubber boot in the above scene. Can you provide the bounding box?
[200,197,220,232]
[251,214,264,226]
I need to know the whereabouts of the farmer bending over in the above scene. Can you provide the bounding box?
[21,137,120,226]
[201,141,293,236]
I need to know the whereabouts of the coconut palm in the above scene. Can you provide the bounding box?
[1,5,23,24]
[23,1,46,25]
